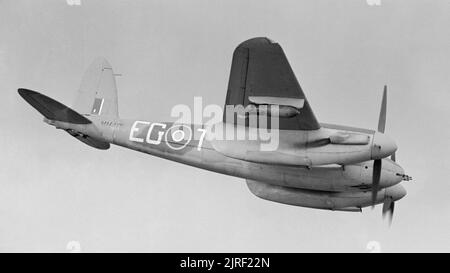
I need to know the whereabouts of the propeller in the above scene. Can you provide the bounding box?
[382,197,395,225]
[377,85,387,133]
[371,85,388,207]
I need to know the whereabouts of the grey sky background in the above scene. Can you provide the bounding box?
[1,0,449,252]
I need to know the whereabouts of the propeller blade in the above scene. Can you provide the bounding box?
[378,85,387,133]
[389,202,395,225]
[391,152,396,162]
[382,199,390,216]
[382,198,395,225]
[371,159,382,207]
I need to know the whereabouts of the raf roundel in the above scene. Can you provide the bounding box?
[165,124,192,150]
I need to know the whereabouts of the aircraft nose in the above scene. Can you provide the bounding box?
[385,184,407,201]
[372,132,397,159]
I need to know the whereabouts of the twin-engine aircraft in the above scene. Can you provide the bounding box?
[19,37,411,222]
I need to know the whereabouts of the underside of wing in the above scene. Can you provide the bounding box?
[224,37,320,130]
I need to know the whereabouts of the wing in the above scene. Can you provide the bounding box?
[224,37,320,130]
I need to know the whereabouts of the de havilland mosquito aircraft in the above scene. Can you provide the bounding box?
[19,37,411,222]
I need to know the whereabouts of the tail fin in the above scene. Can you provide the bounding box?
[73,57,119,118]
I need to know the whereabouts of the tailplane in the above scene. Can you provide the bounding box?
[19,58,118,150]
[18,88,91,124]
[18,88,110,150]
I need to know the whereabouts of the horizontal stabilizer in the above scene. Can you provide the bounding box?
[18,88,110,150]
[66,129,110,150]
[18,89,91,124]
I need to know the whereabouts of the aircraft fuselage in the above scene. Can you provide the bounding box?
[59,116,404,196]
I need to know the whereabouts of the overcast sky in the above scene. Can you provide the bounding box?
[1,0,449,252]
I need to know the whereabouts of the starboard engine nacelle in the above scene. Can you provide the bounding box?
[209,123,395,167]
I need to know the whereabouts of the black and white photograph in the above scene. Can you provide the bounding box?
[1,0,449,258]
